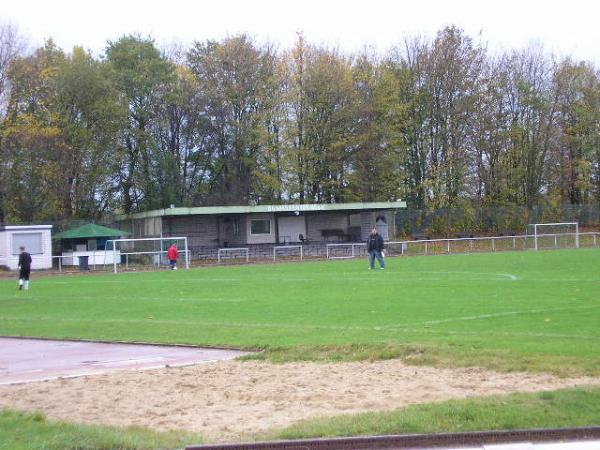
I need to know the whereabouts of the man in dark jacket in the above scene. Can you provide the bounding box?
[366,228,385,270]
[18,246,32,290]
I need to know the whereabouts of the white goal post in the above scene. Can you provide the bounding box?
[527,222,579,251]
[273,245,303,261]
[326,243,366,259]
[105,237,189,273]
[217,247,249,264]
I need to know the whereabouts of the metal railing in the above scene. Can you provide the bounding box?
[51,232,600,270]
[385,232,598,257]
[326,232,599,259]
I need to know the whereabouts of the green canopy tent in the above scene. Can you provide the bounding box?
[53,224,131,270]
[53,223,131,240]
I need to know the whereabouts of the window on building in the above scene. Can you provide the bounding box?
[12,233,43,255]
[250,219,271,235]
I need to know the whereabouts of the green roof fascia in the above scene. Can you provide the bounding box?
[117,201,407,221]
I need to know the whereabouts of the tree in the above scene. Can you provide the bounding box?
[53,46,126,218]
[1,40,66,222]
[281,36,358,203]
[187,35,281,205]
[551,60,600,204]
[106,35,175,212]
[0,22,26,223]
[394,27,485,209]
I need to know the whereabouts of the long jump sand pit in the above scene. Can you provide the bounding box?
[1,339,599,442]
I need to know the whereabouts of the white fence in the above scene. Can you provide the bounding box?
[325,232,599,259]
[50,232,600,270]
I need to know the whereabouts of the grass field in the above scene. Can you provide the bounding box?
[2,248,600,448]
[1,248,599,375]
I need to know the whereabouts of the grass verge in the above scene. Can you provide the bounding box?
[0,409,203,450]
[265,386,600,440]
[243,343,600,377]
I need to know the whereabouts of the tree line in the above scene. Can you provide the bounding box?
[1,25,599,224]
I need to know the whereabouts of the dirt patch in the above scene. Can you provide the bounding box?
[1,360,599,442]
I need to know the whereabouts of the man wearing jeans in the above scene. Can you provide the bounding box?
[366,228,385,270]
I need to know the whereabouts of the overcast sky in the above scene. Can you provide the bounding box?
[2,0,599,62]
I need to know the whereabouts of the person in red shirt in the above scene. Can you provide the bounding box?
[167,244,179,270]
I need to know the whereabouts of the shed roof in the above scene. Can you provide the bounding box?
[53,223,131,240]
[117,201,407,220]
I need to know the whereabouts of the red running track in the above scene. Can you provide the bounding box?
[0,337,251,385]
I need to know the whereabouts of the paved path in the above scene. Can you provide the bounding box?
[0,337,251,385]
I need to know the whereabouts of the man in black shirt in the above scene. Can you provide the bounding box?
[366,228,385,270]
[18,246,32,290]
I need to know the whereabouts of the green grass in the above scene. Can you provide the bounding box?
[267,386,600,440]
[0,409,203,450]
[1,248,600,375]
[1,249,600,448]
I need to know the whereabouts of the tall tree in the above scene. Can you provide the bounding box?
[106,35,175,212]
[187,35,280,205]
[53,46,126,218]
[1,40,66,222]
[282,36,358,203]
[0,22,26,223]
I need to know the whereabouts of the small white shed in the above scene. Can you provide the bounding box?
[0,225,53,270]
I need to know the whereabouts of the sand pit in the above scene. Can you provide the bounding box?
[1,359,599,442]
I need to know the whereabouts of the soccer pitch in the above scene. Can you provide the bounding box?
[1,248,599,373]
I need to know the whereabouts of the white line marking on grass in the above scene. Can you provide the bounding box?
[397,328,600,341]
[397,271,520,281]
[73,296,248,303]
[42,278,244,284]
[41,277,323,285]
[383,305,599,329]
[3,305,599,338]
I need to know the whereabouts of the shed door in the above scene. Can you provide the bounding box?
[278,216,306,244]
[376,215,389,241]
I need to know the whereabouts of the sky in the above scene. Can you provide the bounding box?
[2,0,599,63]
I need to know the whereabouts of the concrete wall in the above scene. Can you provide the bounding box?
[0,231,7,267]
[163,215,219,247]
[120,208,398,249]
[246,213,276,245]
[219,215,248,247]
[306,213,349,241]
[360,210,396,241]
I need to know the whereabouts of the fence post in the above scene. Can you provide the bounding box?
[492,239,495,252]
[447,240,450,253]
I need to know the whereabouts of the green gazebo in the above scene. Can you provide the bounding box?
[54,223,130,269]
